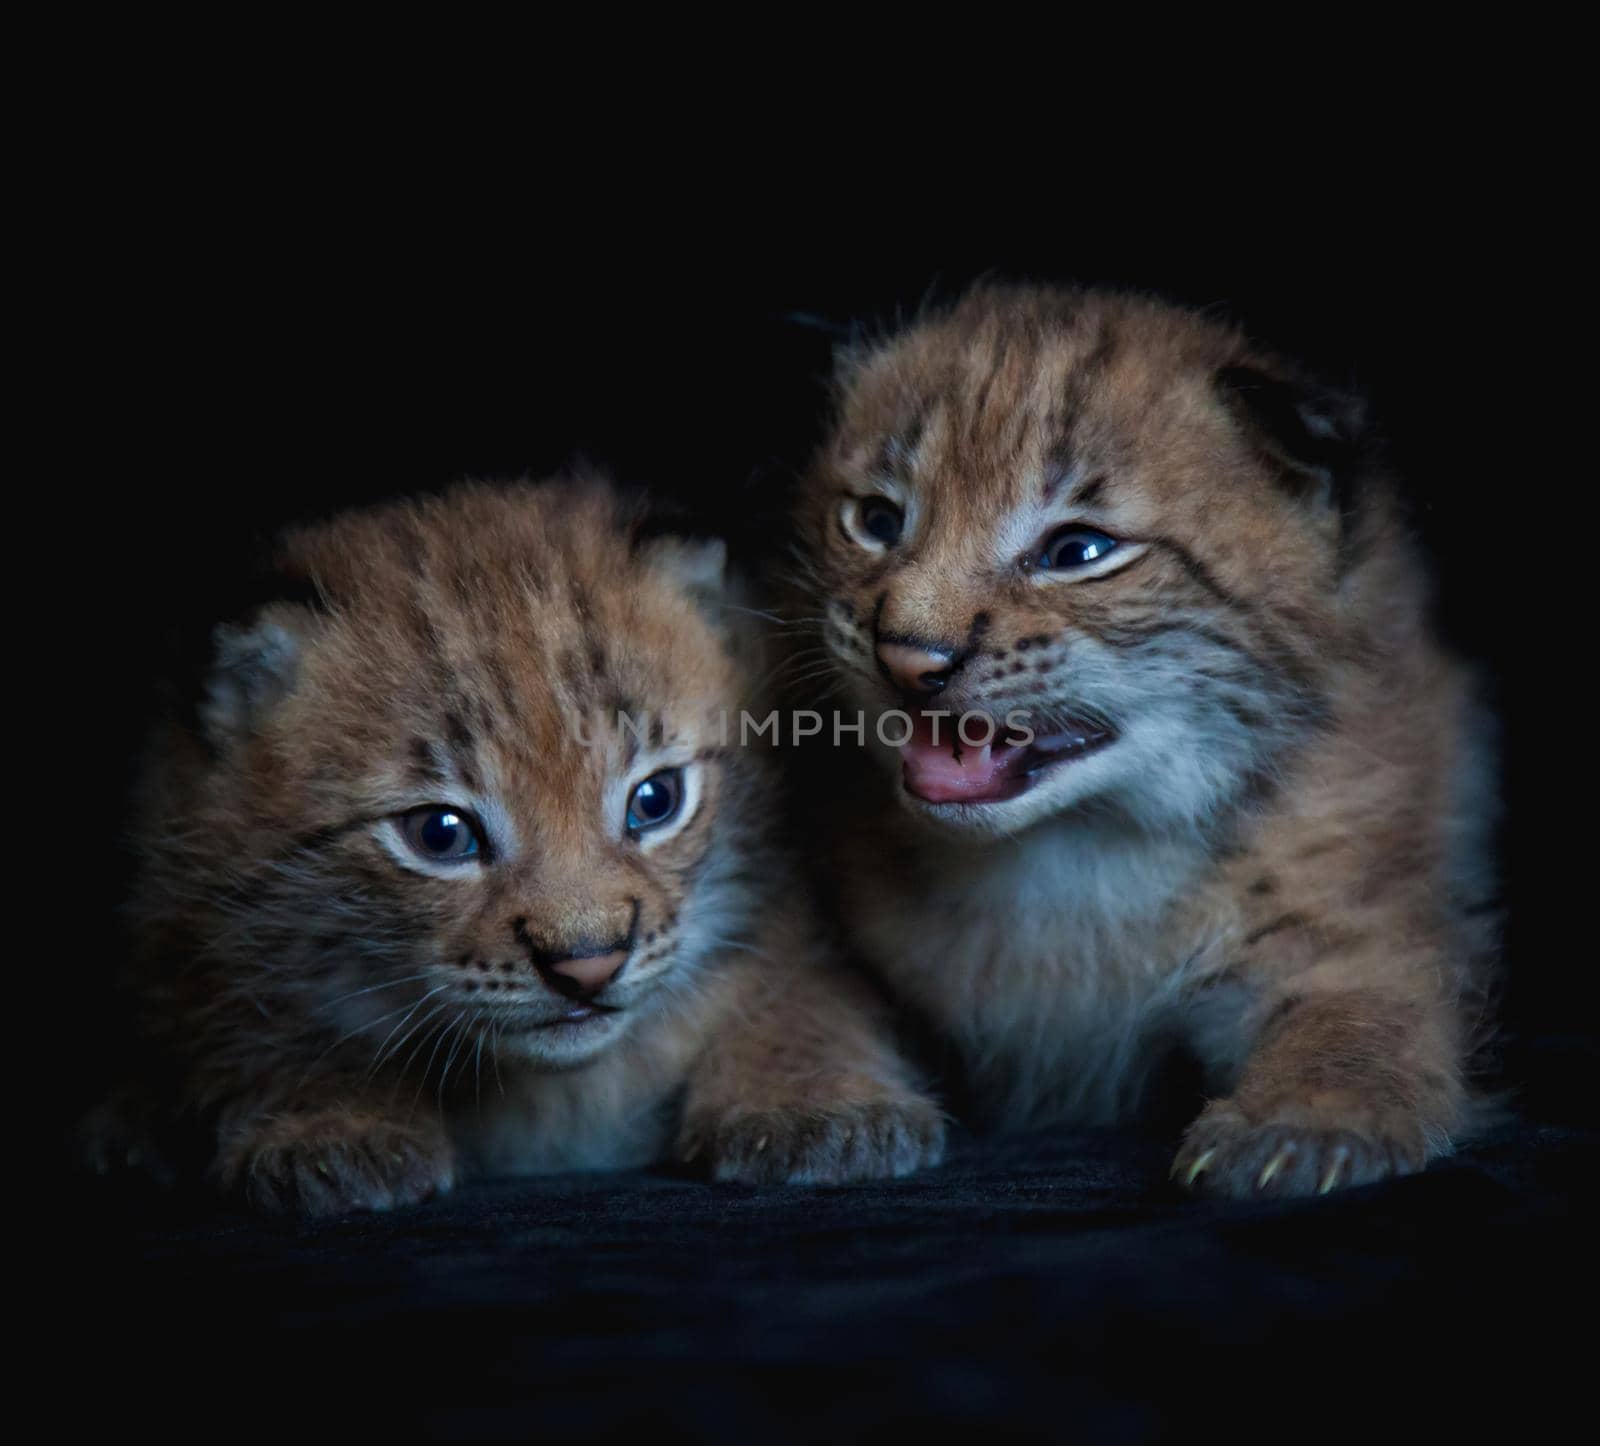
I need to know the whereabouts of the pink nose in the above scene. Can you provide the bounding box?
[540,949,628,997]
[877,642,954,696]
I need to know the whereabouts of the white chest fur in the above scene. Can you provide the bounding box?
[447,1027,690,1178]
[846,818,1236,1128]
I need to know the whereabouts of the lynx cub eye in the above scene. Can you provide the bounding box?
[626,769,683,834]
[399,806,483,862]
[843,496,905,551]
[1037,525,1119,570]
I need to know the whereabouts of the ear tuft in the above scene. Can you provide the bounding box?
[200,617,301,746]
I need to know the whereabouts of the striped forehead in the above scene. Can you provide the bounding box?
[861,318,1120,508]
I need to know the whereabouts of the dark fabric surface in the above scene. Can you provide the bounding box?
[60,1038,1593,1440]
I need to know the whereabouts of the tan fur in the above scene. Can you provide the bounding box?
[104,478,942,1213]
[786,285,1498,1198]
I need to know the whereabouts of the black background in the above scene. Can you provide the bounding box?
[48,130,1591,1436]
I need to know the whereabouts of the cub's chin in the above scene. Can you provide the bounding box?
[496,1003,634,1068]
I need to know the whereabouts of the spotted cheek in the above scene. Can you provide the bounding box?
[446,937,533,998]
[968,630,1071,687]
[436,896,548,994]
[953,629,1104,731]
[822,601,876,680]
[626,906,682,981]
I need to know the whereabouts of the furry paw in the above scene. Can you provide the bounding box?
[219,1109,457,1216]
[1174,1101,1428,1200]
[680,1095,946,1186]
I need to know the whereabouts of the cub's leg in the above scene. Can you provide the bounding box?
[679,918,946,1186]
[1175,982,1466,1199]
[214,1081,458,1216]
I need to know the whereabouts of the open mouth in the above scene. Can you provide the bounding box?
[898,712,1114,806]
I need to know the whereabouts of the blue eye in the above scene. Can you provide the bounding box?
[626,769,684,834]
[400,806,483,862]
[857,497,904,548]
[1038,526,1118,570]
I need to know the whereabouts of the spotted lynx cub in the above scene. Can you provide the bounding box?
[95,479,943,1213]
[785,285,1497,1198]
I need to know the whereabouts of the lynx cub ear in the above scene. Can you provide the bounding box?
[1216,363,1370,512]
[639,532,766,670]
[200,615,301,746]
[642,535,729,603]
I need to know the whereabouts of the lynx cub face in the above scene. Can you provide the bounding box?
[799,287,1361,842]
[171,481,751,1072]
[107,479,944,1213]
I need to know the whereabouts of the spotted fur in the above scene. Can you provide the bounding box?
[786,285,1498,1199]
[97,479,942,1213]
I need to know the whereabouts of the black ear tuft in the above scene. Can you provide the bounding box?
[1216,363,1370,512]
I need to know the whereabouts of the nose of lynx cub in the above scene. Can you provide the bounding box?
[538,948,629,1000]
[877,641,954,697]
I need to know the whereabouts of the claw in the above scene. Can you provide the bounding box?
[753,1135,769,1153]
[1257,1145,1294,1190]
[1182,1148,1216,1187]
[1319,1147,1349,1195]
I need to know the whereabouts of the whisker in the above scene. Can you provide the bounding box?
[311,973,433,1017]
[373,996,453,1081]
[491,1016,507,1098]
[301,987,440,1084]
[406,1013,462,1114]
[715,602,786,624]
[363,985,450,1077]
[437,1016,472,1110]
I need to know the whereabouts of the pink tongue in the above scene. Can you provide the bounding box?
[898,714,1024,804]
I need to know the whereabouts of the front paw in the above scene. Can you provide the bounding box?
[1174,1100,1428,1200]
[219,1109,457,1216]
[680,1095,946,1186]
